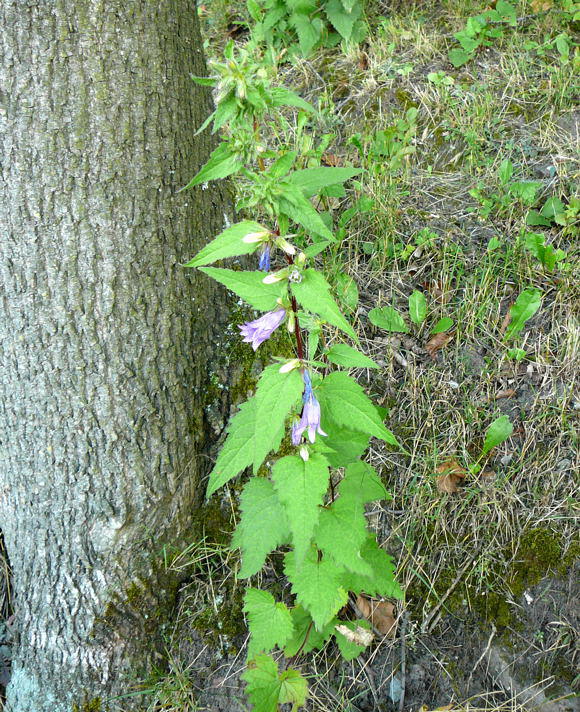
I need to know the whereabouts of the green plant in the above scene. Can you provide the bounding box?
[469,159,541,220]
[448,1,517,68]
[524,231,567,272]
[368,295,453,337]
[183,44,403,712]
[248,0,367,57]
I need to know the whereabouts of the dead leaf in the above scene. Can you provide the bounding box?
[321,152,342,167]
[421,280,452,304]
[499,308,512,335]
[494,388,516,400]
[358,52,369,70]
[479,466,496,482]
[355,595,397,636]
[436,459,467,494]
[335,623,374,647]
[424,331,453,359]
[419,705,455,712]
[531,0,552,9]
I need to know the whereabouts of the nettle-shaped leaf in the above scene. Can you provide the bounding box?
[183,61,404,712]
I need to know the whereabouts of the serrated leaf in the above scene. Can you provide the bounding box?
[339,461,388,503]
[312,420,369,467]
[270,86,316,113]
[242,654,280,712]
[325,0,362,40]
[232,477,291,578]
[368,306,409,333]
[244,589,295,658]
[272,455,330,564]
[253,365,304,473]
[325,343,378,369]
[291,270,356,341]
[504,288,542,340]
[289,11,322,55]
[285,548,348,630]
[287,167,361,198]
[334,619,372,660]
[185,220,267,267]
[430,317,454,334]
[181,142,243,190]
[340,536,402,599]
[481,415,513,457]
[199,267,286,311]
[279,669,308,710]
[206,398,257,498]
[314,492,371,575]
[284,605,334,656]
[279,187,334,240]
[317,372,401,447]
[408,290,427,325]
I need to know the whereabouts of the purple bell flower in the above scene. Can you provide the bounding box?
[258,244,271,272]
[238,308,286,351]
[292,370,327,445]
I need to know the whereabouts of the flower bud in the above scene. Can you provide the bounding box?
[299,446,310,462]
[279,358,300,373]
[286,311,296,334]
[263,269,287,284]
[242,229,270,244]
[275,236,297,255]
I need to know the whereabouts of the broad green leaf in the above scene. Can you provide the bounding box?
[340,0,358,12]
[498,158,514,185]
[408,290,427,325]
[289,11,322,55]
[314,492,371,575]
[481,415,513,457]
[312,420,369,467]
[206,398,257,498]
[325,0,362,40]
[199,268,286,311]
[253,365,304,472]
[368,306,410,333]
[526,210,552,227]
[181,142,243,190]
[242,654,279,712]
[279,668,308,710]
[509,181,541,205]
[284,605,334,656]
[272,455,330,564]
[334,619,372,661]
[268,151,297,179]
[325,343,379,369]
[284,549,348,631]
[430,317,454,334]
[185,220,267,268]
[317,372,401,447]
[232,477,291,578]
[504,288,542,340]
[244,589,295,658]
[540,197,566,220]
[340,536,402,599]
[270,86,316,113]
[291,270,356,341]
[448,48,472,67]
[287,167,361,198]
[211,93,239,134]
[496,0,517,25]
[507,347,526,361]
[339,461,388,503]
[278,186,334,240]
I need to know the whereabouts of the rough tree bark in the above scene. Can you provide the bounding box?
[0,1,228,710]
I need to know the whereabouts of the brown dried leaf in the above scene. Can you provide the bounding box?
[424,331,453,359]
[358,52,369,70]
[499,308,512,335]
[356,595,397,636]
[531,0,552,9]
[335,623,374,647]
[494,388,516,400]
[321,152,342,167]
[436,459,467,494]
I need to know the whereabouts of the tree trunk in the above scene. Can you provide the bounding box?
[0,1,228,709]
